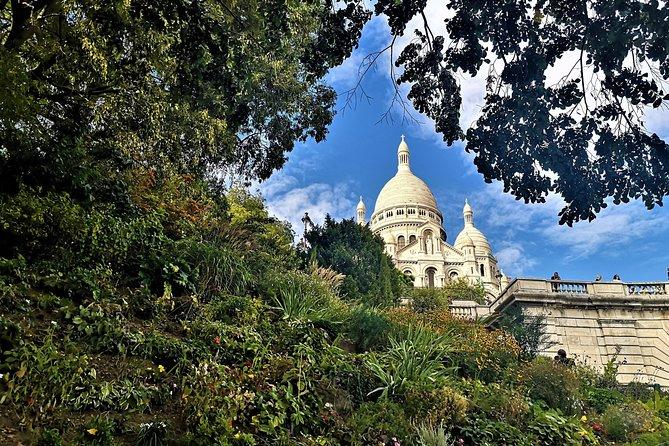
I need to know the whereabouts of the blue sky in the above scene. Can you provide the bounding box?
[257,10,669,282]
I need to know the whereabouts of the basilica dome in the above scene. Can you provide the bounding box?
[373,137,439,215]
[373,171,439,213]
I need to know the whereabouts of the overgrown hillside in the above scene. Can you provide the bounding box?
[1,184,669,445]
[2,1,669,445]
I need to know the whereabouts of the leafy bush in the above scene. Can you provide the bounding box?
[1,334,93,416]
[528,406,598,446]
[345,306,394,351]
[410,287,452,313]
[347,400,415,445]
[404,385,469,428]
[523,357,582,414]
[469,382,529,425]
[584,386,625,413]
[80,416,118,446]
[601,402,654,442]
[460,415,533,446]
[37,428,64,446]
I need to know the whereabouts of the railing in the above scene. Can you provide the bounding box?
[488,278,669,314]
[627,283,667,295]
[449,301,490,319]
[551,281,588,294]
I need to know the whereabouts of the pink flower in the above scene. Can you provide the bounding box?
[213,336,221,345]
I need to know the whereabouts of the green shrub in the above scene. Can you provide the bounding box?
[345,306,394,351]
[601,402,653,442]
[460,415,533,446]
[347,400,415,445]
[80,416,118,446]
[523,357,582,414]
[404,385,469,427]
[626,427,669,446]
[528,406,597,446]
[410,287,452,313]
[1,334,93,415]
[585,386,625,413]
[469,382,529,425]
[205,294,262,326]
[37,428,63,446]
[415,422,455,446]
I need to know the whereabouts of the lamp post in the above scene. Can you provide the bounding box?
[298,212,313,251]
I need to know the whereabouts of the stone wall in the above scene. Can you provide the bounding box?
[453,278,669,387]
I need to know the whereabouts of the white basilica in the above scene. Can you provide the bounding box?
[356,136,509,301]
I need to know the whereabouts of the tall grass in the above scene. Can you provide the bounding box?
[415,422,455,446]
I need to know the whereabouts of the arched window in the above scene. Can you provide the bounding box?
[480,264,485,276]
[426,267,437,288]
[409,234,417,244]
[449,271,459,279]
[397,235,406,249]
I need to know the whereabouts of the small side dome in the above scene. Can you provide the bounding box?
[356,196,366,211]
[454,226,492,254]
[454,199,492,255]
[454,231,474,249]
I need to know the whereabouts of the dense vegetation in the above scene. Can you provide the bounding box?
[2,186,669,445]
[2,1,669,445]
[304,216,410,306]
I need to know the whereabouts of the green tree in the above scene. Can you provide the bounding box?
[411,277,486,313]
[360,1,669,225]
[304,216,410,306]
[494,305,556,360]
[0,0,368,199]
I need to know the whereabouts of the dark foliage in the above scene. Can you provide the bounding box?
[304,216,410,306]
[372,1,669,224]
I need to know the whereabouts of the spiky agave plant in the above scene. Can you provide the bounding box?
[366,325,457,398]
[270,271,342,323]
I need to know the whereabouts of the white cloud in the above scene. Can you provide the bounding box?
[257,170,357,239]
[540,202,669,261]
[467,182,669,263]
[495,242,538,277]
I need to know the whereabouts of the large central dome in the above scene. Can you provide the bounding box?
[373,136,439,214]
[374,171,438,213]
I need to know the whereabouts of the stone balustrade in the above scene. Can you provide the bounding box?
[480,277,669,388]
[491,278,668,306]
[449,300,490,319]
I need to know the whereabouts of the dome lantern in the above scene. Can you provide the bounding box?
[356,196,366,225]
[463,198,474,225]
[397,134,410,172]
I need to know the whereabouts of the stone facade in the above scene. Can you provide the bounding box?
[357,137,508,301]
[453,278,669,387]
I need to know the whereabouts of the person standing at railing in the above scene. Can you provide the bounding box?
[551,271,561,280]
